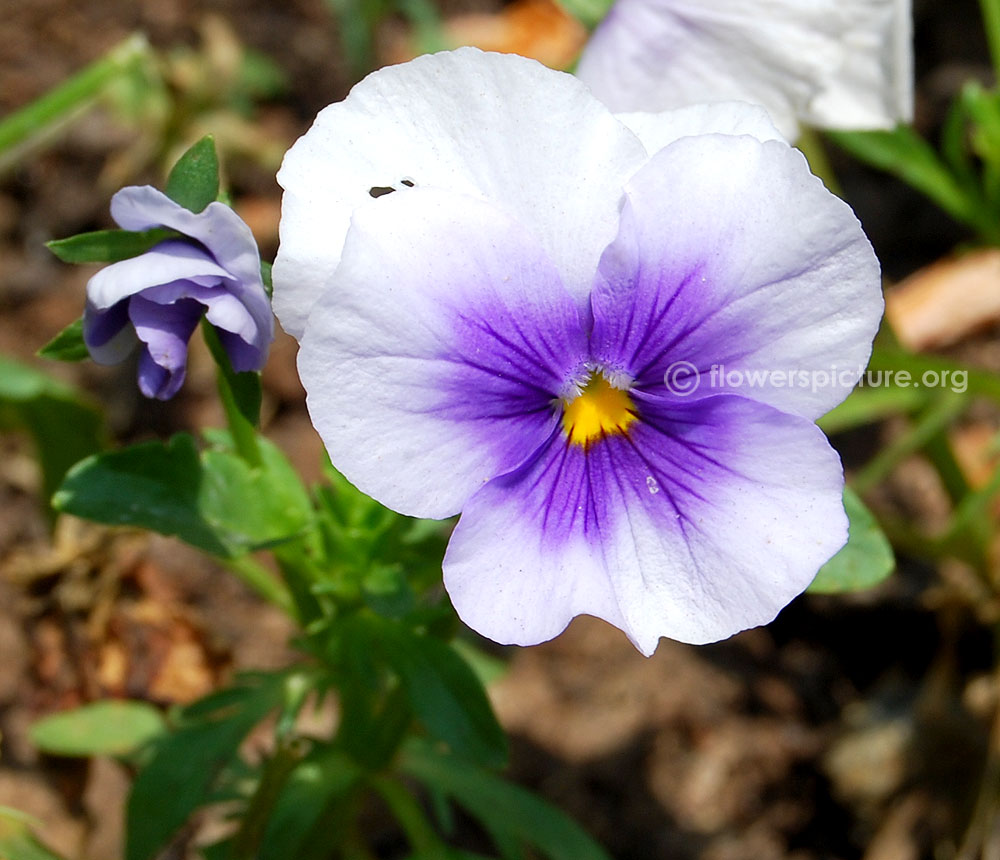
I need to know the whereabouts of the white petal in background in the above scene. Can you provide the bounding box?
[576,0,913,140]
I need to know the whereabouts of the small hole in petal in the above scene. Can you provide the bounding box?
[400,178,415,187]
[369,186,395,198]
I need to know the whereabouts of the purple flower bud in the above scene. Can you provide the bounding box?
[83,186,274,400]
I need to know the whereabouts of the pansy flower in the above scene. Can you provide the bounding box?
[84,186,273,400]
[575,0,913,140]
[273,49,882,654]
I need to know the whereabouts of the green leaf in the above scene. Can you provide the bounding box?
[372,621,507,769]
[200,438,313,552]
[942,86,979,192]
[165,135,219,213]
[46,227,178,263]
[30,700,165,757]
[808,488,895,594]
[54,432,313,558]
[37,318,89,362]
[257,743,362,859]
[55,434,224,552]
[401,741,611,860]
[0,807,69,860]
[555,0,615,29]
[126,674,285,860]
[450,638,508,688]
[0,356,105,504]
[828,126,999,242]
[818,384,931,435]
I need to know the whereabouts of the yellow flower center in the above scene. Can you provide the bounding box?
[562,372,636,447]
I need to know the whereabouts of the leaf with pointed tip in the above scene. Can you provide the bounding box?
[165,135,220,213]
[30,701,165,757]
[46,227,177,263]
[53,432,313,558]
[38,318,89,362]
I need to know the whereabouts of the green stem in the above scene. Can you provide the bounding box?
[201,321,262,467]
[223,555,296,616]
[851,393,966,495]
[0,34,149,169]
[942,459,1000,552]
[217,364,262,467]
[868,346,1000,404]
[370,775,448,858]
[982,0,1000,83]
[231,737,309,860]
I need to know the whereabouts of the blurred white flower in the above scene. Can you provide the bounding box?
[575,0,913,140]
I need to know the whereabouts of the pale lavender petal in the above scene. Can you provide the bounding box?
[216,331,264,373]
[444,395,847,654]
[129,296,203,400]
[85,241,229,311]
[590,133,882,420]
[83,300,137,364]
[140,280,267,365]
[141,282,257,344]
[111,187,258,285]
[109,186,274,350]
[300,187,588,519]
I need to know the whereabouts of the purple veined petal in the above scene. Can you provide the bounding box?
[273,47,649,338]
[615,101,786,158]
[85,241,231,311]
[444,394,847,655]
[109,186,274,353]
[576,0,911,140]
[128,295,204,400]
[589,133,882,420]
[299,186,589,520]
[83,299,139,365]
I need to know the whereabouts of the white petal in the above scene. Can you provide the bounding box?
[273,48,647,338]
[805,0,914,129]
[616,101,786,158]
[299,187,588,520]
[577,0,912,140]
